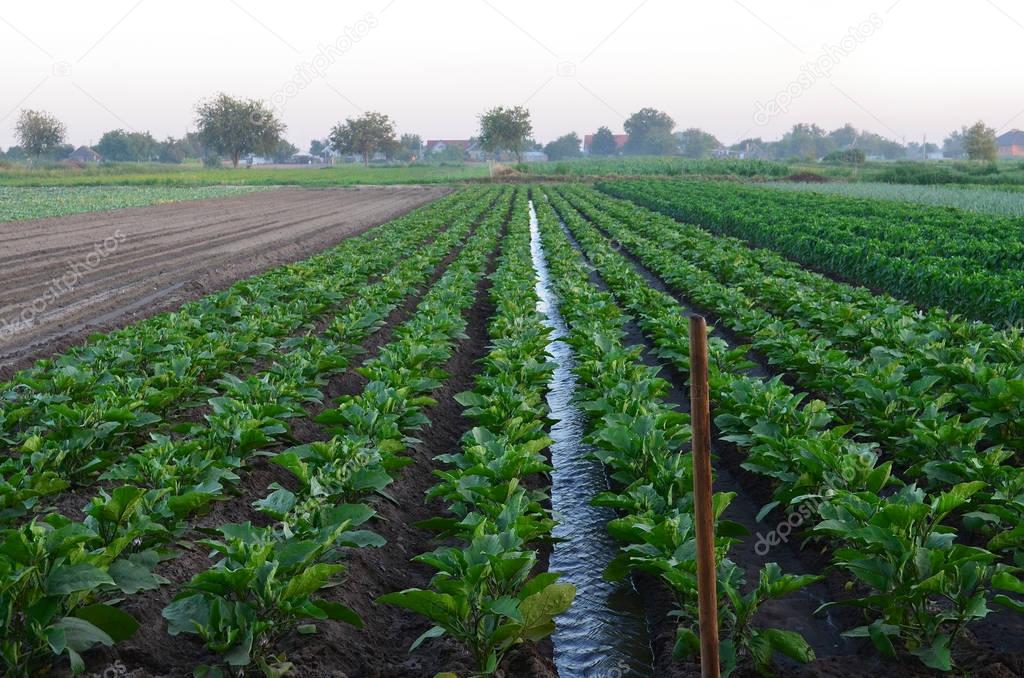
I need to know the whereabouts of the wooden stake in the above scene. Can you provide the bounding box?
[689,315,720,678]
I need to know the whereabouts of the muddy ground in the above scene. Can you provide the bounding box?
[0,185,449,377]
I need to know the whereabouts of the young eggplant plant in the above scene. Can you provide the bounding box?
[381,192,575,675]
[162,189,514,674]
[550,184,1024,670]
[534,191,821,675]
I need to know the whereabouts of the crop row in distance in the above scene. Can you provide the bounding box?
[2,182,1023,676]
[543,183,1024,673]
[601,179,1024,326]
[0,186,266,222]
[765,180,1024,218]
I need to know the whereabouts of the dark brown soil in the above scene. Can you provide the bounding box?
[0,185,449,378]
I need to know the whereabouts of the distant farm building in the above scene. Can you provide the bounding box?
[997,129,1024,158]
[67,146,102,163]
[582,133,628,154]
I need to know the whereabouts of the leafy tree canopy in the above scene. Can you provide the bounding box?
[15,109,67,158]
[195,93,285,168]
[543,132,582,161]
[329,111,397,166]
[590,126,619,156]
[964,120,997,162]
[478,105,533,162]
[623,107,675,155]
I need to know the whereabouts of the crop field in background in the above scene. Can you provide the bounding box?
[0,162,491,188]
[0,186,265,222]
[603,179,1024,325]
[766,180,1024,217]
[518,155,791,178]
[0,185,447,374]
[2,180,1024,677]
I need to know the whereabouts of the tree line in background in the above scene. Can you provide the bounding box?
[0,96,1006,166]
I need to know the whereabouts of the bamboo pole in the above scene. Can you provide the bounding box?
[689,314,720,678]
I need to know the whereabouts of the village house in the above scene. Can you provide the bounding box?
[67,146,102,163]
[997,129,1024,158]
[582,133,628,154]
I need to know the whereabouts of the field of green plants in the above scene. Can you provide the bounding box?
[0,186,265,222]
[603,179,1024,325]
[2,180,1023,677]
[766,181,1024,217]
[521,156,790,178]
[0,162,489,188]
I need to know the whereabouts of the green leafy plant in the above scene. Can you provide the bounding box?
[380,531,574,675]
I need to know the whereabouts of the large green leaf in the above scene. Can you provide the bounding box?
[377,589,459,625]
[73,604,140,642]
[519,583,575,629]
[312,600,363,628]
[45,563,115,595]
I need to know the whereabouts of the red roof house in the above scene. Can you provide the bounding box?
[583,133,628,154]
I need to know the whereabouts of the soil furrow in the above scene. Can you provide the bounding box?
[0,186,449,376]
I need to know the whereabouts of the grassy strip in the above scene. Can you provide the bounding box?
[0,186,265,222]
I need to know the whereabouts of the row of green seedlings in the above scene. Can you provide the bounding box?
[0,188,505,676]
[532,192,819,677]
[0,188,492,522]
[158,189,513,675]
[380,192,575,675]
[581,183,1024,436]
[547,187,1024,672]
[598,180,1024,324]
[558,186,1024,569]
[565,186,1019,483]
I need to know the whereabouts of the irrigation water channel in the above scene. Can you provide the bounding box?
[528,200,655,677]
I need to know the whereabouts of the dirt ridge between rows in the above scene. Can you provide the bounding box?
[0,185,449,377]
[559,191,1024,677]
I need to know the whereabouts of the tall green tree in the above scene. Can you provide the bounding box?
[942,128,967,159]
[543,132,582,161]
[478,106,533,162]
[623,108,676,155]
[95,129,160,162]
[14,109,66,160]
[309,139,328,157]
[775,123,836,160]
[590,126,619,156]
[272,139,299,163]
[329,111,397,166]
[194,93,285,168]
[855,130,905,160]
[157,135,201,164]
[399,134,422,153]
[676,128,720,158]
[827,123,858,149]
[964,120,997,162]
[396,133,422,161]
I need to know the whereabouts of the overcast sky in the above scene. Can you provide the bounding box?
[2,0,1023,151]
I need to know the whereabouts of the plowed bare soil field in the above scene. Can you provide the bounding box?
[0,185,448,376]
